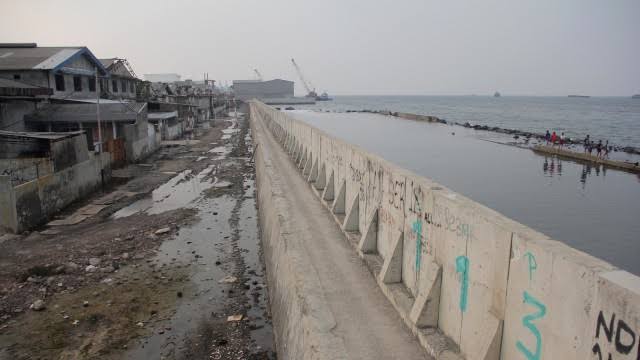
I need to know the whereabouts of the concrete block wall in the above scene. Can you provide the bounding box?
[0,158,54,186]
[2,152,110,233]
[250,101,640,360]
[0,175,18,231]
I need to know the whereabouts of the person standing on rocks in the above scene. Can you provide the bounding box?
[551,131,558,146]
[596,140,603,158]
[545,130,551,144]
[583,134,591,153]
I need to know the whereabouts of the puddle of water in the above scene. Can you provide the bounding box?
[208,145,231,161]
[222,122,240,140]
[124,195,236,359]
[208,146,227,154]
[123,115,274,358]
[112,165,217,219]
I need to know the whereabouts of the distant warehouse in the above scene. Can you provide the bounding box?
[232,79,293,101]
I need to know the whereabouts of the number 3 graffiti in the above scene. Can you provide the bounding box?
[516,291,547,360]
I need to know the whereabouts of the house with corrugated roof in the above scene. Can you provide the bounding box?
[0,43,108,100]
[0,43,109,132]
[0,44,159,164]
[98,58,139,101]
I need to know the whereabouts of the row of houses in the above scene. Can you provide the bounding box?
[0,42,227,233]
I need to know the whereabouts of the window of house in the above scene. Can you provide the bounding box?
[55,74,65,91]
[13,74,21,80]
[73,76,82,91]
[88,77,96,92]
[112,79,118,92]
[121,80,127,93]
[130,81,135,93]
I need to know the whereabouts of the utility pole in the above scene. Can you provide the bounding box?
[96,66,104,188]
[95,67,102,153]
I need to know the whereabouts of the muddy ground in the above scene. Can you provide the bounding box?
[0,111,275,359]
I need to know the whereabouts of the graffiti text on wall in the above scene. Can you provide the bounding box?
[388,178,405,210]
[524,252,537,282]
[592,310,640,360]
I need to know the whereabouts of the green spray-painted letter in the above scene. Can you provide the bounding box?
[455,255,469,313]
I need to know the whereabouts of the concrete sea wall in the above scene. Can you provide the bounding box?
[250,100,640,360]
[251,109,349,360]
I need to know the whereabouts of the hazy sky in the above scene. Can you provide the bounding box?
[1,0,639,96]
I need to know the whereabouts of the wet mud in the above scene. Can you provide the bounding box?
[0,112,275,359]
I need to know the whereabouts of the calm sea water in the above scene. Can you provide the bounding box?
[297,95,640,150]
[288,109,640,276]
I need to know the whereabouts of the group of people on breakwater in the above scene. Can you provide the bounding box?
[544,131,610,158]
[581,134,610,159]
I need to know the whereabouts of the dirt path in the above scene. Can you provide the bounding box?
[0,112,275,359]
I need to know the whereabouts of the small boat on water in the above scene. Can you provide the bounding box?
[316,92,332,101]
[568,95,590,98]
[632,94,640,99]
[493,91,501,97]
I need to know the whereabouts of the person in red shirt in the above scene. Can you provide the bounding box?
[550,131,557,146]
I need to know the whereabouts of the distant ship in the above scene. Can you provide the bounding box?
[494,91,501,97]
[568,95,590,98]
[632,94,640,99]
[316,92,332,101]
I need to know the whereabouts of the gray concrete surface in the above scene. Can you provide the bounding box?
[252,106,431,359]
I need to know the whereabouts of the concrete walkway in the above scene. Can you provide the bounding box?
[254,115,431,359]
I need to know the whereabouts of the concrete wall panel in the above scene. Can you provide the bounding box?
[501,229,614,360]
[378,168,406,261]
[590,271,640,360]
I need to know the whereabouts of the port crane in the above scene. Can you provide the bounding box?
[290,58,331,101]
[291,58,317,98]
[253,69,263,81]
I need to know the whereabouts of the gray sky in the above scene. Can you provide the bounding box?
[1,0,639,96]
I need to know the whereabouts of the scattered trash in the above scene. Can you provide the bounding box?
[30,300,45,311]
[227,314,243,322]
[155,227,171,235]
[218,276,237,284]
[40,229,61,235]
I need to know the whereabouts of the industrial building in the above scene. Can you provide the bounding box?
[232,79,294,100]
